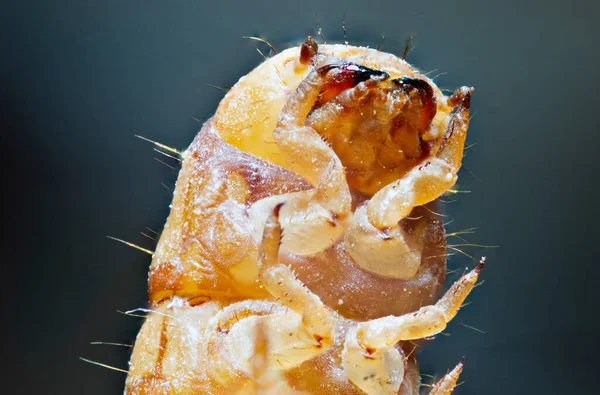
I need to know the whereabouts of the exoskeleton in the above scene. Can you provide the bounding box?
[125,37,478,394]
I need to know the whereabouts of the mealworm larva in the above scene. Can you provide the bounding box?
[119,36,480,395]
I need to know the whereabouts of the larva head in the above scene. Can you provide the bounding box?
[308,63,443,195]
[214,39,456,196]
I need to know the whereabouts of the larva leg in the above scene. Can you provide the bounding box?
[210,205,333,386]
[247,321,299,395]
[342,328,406,395]
[343,264,482,394]
[429,358,464,395]
[344,88,473,279]
[255,67,384,256]
[257,203,332,341]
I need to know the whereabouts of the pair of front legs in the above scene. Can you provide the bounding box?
[250,63,473,281]
[220,207,481,393]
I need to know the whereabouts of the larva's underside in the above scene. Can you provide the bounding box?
[125,38,478,394]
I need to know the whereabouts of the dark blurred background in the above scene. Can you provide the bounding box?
[2,0,599,393]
